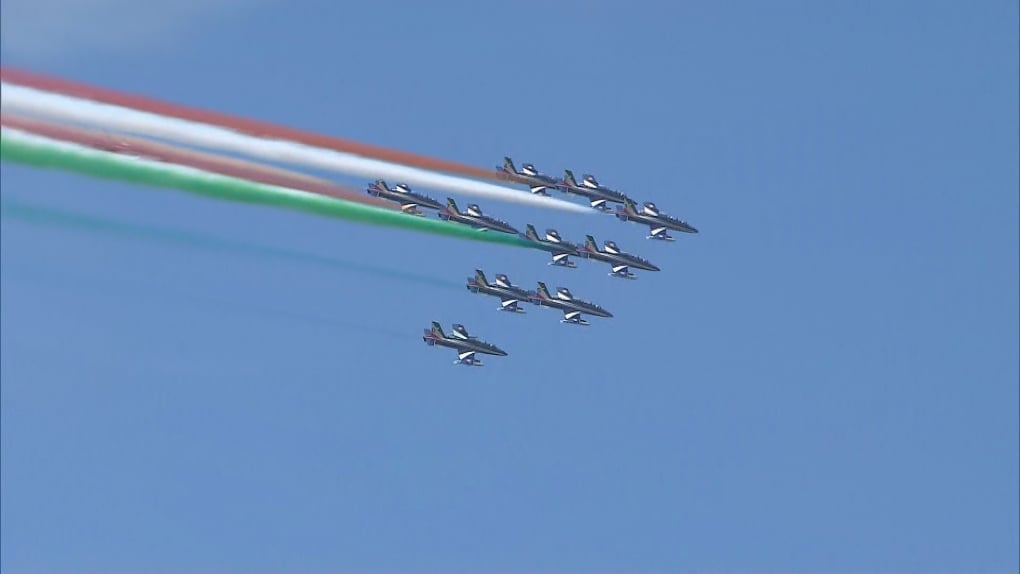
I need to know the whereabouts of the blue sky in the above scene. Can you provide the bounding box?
[1,1,1018,572]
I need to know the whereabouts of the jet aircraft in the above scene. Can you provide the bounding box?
[466,269,532,313]
[422,321,508,366]
[615,198,699,240]
[520,224,582,268]
[366,180,443,215]
[438,198,519,235]
[529,282,613,326]
[556,170,631,212]
[497,157,560,196]
[579,235,661,279]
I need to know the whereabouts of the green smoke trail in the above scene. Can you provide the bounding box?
[0,129,537,250]
[0,197,462,290]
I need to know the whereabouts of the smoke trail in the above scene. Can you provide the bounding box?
[0,128,539,249]
[1,112,397,210]
[0,197,462,290]
[1,66,504,182]
[1,83,592,214]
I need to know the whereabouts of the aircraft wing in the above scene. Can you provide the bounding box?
[649,225,670,238]
[609,263,637,279]
[399,202,425,215]
[551,252,574,265]
[456,349,481,366]
[562,310,589,326]
[499,297,526,313]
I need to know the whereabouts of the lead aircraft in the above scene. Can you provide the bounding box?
[366,180,443,215]
[422,322,508,366]
[615,198,699,241]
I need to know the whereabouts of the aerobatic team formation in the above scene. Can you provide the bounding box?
[0,67,698,368]
[414,157,699,366]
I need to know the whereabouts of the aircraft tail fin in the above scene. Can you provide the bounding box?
[503,157,517,174]
[445,197,460,213]
[430,321,445,337]
[563,169,579,187]
[584,235,599,251]
[536,281,552,298]
[524,224,541,242]
[474,269,489,286]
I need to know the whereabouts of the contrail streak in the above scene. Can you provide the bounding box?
[0,197,461,290]
[0,127,540,249]
[0,112,397,210]
[1,66,505,182]
[1,83,592,214]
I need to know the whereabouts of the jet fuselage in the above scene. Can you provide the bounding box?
[423,329,508,357]
[616,201,699,235]
[367,181,443,212]
[580,243,661,272]
[530,287,613,319]
[439,203,520,235]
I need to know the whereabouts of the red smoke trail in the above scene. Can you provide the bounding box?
[0,113,398,210]
[1,67,506,183]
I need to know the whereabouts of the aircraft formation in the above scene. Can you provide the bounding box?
[366,156,699,367]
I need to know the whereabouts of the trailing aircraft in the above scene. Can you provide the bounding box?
[496,157,561,195]
[438,198,519,235]
[579,235,661,279]
[529,282,613,326]
[365,179,443,215]
[422,321,508,366]
[466,269,532,313]
[519,224,582,268]
[556,170,631,212]
[615,198,698,240]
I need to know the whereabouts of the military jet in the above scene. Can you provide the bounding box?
[497,157,560,196]
[519,224,582,268]
[438,198,519,235]
[529,282,613,326]
[422,321,508,366]
[615,198,698,241]
[556,170,631,212]
[579,235,661,279]
[466,269,532,313]
[366,179,443,216]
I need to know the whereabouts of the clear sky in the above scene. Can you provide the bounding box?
[1,1,1017,572]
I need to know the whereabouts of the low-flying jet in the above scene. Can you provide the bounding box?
[422,321,508,366]
[438,198,520,235]
[615,198,698,241]
[466,269,532,313]
[519,224,582,268]
[529,282,613,326]
[366,180,443,216]
[556,170,631,212]
[579,235,661,279]
[497,157,560,196]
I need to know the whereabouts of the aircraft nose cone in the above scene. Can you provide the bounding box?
[494,347,509,356]
[648,262,661,272]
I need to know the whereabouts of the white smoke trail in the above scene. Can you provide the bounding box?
[0,83,593,214]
